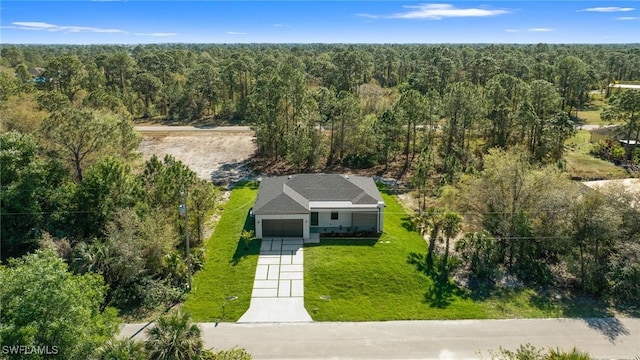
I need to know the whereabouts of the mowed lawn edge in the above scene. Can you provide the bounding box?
[183,182,260,322]
[304,190,573,321]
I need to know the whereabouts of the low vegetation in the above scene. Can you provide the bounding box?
[183,183,260,322]
[488,344,592,360]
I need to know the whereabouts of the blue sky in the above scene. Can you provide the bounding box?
[1,1,638,44]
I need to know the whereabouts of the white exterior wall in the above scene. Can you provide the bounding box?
[377,203,384,233]
[254,214,310,239]
[315,210,352,228]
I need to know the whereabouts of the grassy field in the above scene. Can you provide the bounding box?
[564,130,628,180]
[183,182,260,322]
[576,94,624,126]
[576,110,609,125]
[304,191,587,321]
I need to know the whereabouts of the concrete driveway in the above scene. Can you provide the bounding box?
[237,238,312,323]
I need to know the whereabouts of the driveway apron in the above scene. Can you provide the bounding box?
[238,238,312,323]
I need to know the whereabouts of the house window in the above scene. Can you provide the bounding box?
[311,212,318,226]
[331,212,339,220]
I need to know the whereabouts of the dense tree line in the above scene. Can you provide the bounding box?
[2,44,639,177]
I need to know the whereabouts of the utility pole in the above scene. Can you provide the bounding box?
[180,184,192,291]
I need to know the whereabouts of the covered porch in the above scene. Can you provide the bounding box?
[310,225,379,238]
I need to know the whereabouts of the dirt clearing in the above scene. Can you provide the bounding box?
[137,128,256,183]
[582,178,640,207]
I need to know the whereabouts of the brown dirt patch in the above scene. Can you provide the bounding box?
[138,133,256,183]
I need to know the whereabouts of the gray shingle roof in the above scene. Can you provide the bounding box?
[253,174,383,215]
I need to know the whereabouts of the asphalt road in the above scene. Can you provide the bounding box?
[134,124,607,134]
[134,125,253,133]
[577,125,617,131]
[120,318,640,359]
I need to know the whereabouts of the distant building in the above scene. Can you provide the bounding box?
[589,126,621,144]
[28,67,44,77]
[608,83,640,96]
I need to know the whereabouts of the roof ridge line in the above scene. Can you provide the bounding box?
[283,182,309,209]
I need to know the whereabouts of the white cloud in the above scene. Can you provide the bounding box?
[357,3,509,20]
[506,28,553,33]
[273,23,290,28]
[7,21,176,37]
[13,21,125,33]
[579,6,635,12]
[134,32,178,37]
[227,31,246,35]
[617,16,639,20]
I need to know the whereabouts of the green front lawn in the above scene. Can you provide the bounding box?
[577,110,608,125]
[183,181,612,323]
[304,191,580,321]
[183,182,260,322]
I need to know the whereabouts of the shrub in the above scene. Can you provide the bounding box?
[342,152,376,169]
[490,344,592,360]
[201,348,253,360]
[590,139,626,164]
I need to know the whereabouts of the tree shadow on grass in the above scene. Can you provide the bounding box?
[230,180,259,190]
[527,291,558,312]
[465,279,497,302]
[424,279,460,308]
[401,216,416,232]
[407,252,465,308]
[229,211,260,266]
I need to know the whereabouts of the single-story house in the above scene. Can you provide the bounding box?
[253,174,385,240]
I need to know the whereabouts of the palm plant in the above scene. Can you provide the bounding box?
[422,207,443,270]
[145,310,203,360]
[441,210,462,279]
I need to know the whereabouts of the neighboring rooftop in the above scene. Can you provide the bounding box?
[253,174,383,215]
[609,83,640,90]
[28,67,44,77]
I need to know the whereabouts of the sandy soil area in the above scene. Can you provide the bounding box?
[138,132,256,183]
[582,178,640,207]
